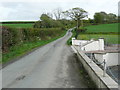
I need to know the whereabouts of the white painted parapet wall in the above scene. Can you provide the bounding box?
[72,38,89,46]
[72,38,105,51]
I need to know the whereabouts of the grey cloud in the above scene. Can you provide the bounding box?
[1,2,22,8]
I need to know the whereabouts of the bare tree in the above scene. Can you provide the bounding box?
[46,12,53,19]
[53,8,63,20]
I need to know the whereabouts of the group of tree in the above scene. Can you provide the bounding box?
[34,13,62,28]
[34,7,88,30]
[94,12,118,24]
[34,13,76,29]
[34,7,118,31]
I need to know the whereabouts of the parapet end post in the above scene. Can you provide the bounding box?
[99,38,104,50]
[72,37,76,45]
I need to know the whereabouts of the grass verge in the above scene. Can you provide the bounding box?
[2,31,66,64]
[67,29,76,45]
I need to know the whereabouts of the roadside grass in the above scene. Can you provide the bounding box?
[67,29,76,45]
[2,31,66,64]
[85,23,119,33]
[77,34,119,44]
[1,23,34,28]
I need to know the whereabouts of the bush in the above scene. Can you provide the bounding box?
[2,26,21,52]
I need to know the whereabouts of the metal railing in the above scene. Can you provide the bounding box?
[88,53,118,82]
[90,53,107,77]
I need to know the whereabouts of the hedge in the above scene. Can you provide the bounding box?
[2,26,64,53]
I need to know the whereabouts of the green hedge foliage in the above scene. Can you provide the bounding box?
[2,26,63,53]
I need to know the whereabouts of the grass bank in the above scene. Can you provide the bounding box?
[67,29,76,45]
[2,30,66,64]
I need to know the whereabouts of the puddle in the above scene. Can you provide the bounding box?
[16,75,26,81]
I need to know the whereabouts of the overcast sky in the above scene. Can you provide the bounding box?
[0,0,119,21]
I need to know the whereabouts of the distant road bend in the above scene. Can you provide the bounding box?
[2,28,88,88]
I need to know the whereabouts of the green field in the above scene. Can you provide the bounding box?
[1,23,34,28]
[77,34,119,44]
[85,23,119,33]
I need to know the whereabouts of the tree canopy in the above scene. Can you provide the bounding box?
[63,7,88,29]
[94,12,117,24]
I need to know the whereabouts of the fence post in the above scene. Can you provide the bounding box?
[90,53,93,63]
[103,59,106,77]
[78,42,81,52]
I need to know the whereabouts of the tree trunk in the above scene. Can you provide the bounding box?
[76,19,79,30]
[81,20,83,27]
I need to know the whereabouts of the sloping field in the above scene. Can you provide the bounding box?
[78,23,119,44]
[85,23,119,33]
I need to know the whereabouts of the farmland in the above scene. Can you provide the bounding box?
[1,23,34,28]
[85,23,119,33]
[77,34,119,44]
[77,23,119,44]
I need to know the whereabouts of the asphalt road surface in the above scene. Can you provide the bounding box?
[2,29,89,88]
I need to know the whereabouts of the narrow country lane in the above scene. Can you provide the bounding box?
[2,29,88,88]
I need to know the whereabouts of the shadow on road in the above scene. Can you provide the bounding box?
[67,52,97,88]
